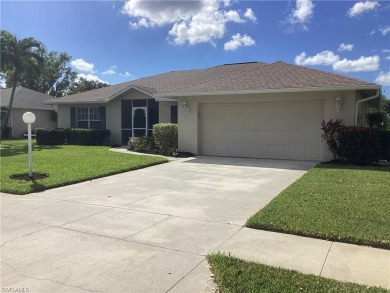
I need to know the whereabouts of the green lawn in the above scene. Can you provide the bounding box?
[0,139,167,194]
[246,164,390,249]
[208,253,387,293]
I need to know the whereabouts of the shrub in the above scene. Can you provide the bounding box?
[153,123,178,156]
[128,136,155,152]
[379,130,390,160]
[337,127,380,165]
[367,111,388,129]
[0,127,12,139]
[36,128,110,146]
[321,119,344,160]
[36,128,66,145]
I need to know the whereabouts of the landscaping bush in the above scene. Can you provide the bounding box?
[0,127,12,139]
[128,136,155,152]
[36,128,66,145]
[153,123,178,156]
[337,127,380,165]
[321,119,381,164]
[36,128,110,146]
[379,130,390,160]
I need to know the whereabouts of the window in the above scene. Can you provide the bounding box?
[76,107,101,128]
[171,105,178,123]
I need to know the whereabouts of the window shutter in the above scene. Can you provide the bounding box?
[70,107,76,128]
[100,106,106,129]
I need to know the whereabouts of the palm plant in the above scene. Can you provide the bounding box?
[0,30,45,137]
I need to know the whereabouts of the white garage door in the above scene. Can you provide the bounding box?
[200,101,324,161]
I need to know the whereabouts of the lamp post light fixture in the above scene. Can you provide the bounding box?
[336,96,342,113]
[22,112,36,178]
[182,100,189,114]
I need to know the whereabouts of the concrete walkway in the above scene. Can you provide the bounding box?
[1,156,389,292]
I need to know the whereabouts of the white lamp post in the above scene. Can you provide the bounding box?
[22,112,36,178]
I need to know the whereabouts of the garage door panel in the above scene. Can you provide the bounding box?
[258,145,271,157]
[258,132,271,143]
[273,104,288,115]
[215,118,229,131]
[289,147,305,160]
[257,104,274,115]
[200,102,323,161]
[289,103,306,115]
[272,117,288,130]
[272,146,288,158]
[241,144,258,157]
[257,116,273,130]
[289,116,306,130]
[288,133,305,145]
[272,132,287,144]
[241,131,258,144]
[215,144,228,155]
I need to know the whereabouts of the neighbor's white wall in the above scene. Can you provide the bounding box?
[11,108,57,138]
[178,90,357,161]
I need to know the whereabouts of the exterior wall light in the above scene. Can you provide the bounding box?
[336,96,342,113]
[182,100,189,114]
[22,111,36,178]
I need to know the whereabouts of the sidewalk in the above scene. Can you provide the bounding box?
[218,227,390,289]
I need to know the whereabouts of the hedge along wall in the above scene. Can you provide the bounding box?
[36,128,111,146]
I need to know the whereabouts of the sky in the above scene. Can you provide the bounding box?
[1,0,390,94]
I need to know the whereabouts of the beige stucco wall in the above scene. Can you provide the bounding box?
[159,101,177,123]
[177,90,358,162]
[10,108,57,138]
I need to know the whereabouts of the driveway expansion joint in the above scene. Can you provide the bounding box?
[320,241,334,276]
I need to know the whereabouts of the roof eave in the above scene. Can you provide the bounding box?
[154,85,381,98]
[47,85,156,105]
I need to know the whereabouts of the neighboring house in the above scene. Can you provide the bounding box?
[48,62,380,162]
[1,87,58,138]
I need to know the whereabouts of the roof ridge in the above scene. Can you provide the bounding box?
[165,62,267,93]
[271,61,375,85]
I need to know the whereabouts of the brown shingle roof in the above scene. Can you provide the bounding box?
[1,87,54,109]
[48,61,378,104]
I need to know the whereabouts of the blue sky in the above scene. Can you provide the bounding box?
[2,0,390,94]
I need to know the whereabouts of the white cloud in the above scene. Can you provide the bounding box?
[71,58,94,72]
[224,33,255,51]
[375,71,390,85]
[379,25,390,36]
[244,8,257,22]
[123,0,254,46]
[119,71,132,77]
[77,74,108,84]
[287,0,314,26]
[338,43,354,52]
[385,56,390,60]
[332,55,380,72]
[348,1,379,17]
[294,51,340,66]
[383,49,390,53]
[102,65,117,75]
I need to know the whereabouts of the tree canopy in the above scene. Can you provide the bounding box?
[0,30,45,135]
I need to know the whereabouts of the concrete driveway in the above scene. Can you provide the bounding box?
[1,156,315,293]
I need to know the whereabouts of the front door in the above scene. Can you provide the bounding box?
[132,107,148,137]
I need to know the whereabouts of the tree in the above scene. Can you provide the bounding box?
[7,51,78,97]
[0,30,45,136]
[68,77,108,95]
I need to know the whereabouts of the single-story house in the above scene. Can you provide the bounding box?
[48,61,381,162]
[1,86,58,138]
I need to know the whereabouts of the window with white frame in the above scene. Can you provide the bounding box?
[76,107,101,128]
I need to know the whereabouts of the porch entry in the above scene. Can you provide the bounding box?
[121,99,159,145]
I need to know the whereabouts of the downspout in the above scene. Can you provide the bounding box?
[354,90,380,126]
